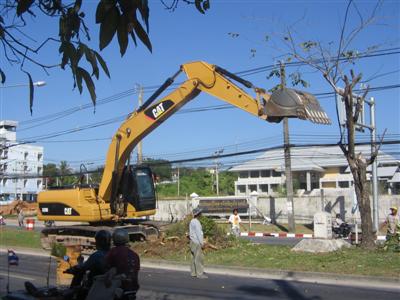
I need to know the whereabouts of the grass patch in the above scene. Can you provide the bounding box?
[0,227,41,249]
[134,239,400,278]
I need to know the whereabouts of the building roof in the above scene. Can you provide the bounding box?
[229,145,399,173]
[0,120,18,127]
[388,172,400,183]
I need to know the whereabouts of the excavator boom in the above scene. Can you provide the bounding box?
[98,61,331,210]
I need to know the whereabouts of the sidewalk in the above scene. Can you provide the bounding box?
[1,247,398,290]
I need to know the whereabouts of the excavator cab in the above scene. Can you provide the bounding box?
[117,166,156,215]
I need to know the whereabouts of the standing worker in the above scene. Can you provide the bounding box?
[382,206,400,250]
[189,207,207,279]
[17,208,24,227]
[229,208,242,237]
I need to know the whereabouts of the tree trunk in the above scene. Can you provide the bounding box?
[349,157,375,249]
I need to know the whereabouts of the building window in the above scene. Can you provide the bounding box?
[38,153,43,161]
[260,184,268,193]
[272,170,281,177]
[248,184,257,193]
[261,170,270,177]
[38,167,42,174]
[24,152,28,160]
[270,184,279,192]
[37,180,42,188]
[2,179,7,186]
[239,171,248,178]
[250,171,259,178]
[24,180,28,187]
[237,185,246,193]
[339,181,350,188]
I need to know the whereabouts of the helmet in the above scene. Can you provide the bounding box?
[112,228,129,246]
[95,230,111,251]
[390,206,398,213]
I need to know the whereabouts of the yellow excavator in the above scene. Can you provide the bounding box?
[37,61,330,250]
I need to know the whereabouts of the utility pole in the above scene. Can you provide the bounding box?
[214,149,224,196]
[136,84,143,164]
[280,63,295,232]
[177,165,180,197]
[367,97,379,232]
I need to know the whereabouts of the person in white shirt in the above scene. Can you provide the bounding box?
[229,208,242,237]
[189,207,207,279]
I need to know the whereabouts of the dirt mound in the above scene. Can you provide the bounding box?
[0,200,37,216]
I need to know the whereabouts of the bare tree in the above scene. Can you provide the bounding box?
[279,0,388,249]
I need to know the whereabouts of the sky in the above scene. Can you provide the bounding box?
[1,0,399,171]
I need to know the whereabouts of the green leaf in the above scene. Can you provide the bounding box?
[99,6,120,50]
[17,0,34,17]
[76,67,84,94]
[0,68,5,84]
[136,0,150,32]
[80,68,97,104]
[133,19,152,52]
[195,0,205,14]
[25,72,34,115]
[73,0,82,12]
[84,48,99,79]
[203,0,210,11]
[94,51,110,78]
[96,0,116,24]
[117,16,129,56]
[130,31,137,46]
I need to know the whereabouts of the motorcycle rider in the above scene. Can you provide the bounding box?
[105,228,140,300]
[24,230,111,299]
[68,230,112,288]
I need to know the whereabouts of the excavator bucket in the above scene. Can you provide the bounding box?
[264,88,331,124]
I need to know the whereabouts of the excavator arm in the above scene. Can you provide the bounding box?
[98,61,330,211]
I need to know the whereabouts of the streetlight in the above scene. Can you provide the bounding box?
[0,80,46,119]
[0,81,46,89]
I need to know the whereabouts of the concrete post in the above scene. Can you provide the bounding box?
[306,171,311,191]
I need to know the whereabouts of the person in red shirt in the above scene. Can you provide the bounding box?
[106,228,140,299]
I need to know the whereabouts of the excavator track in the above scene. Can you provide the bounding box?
[41,224,159,253]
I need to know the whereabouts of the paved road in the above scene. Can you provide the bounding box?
[1,253,398,300]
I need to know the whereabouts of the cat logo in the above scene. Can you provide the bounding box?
[152,103,165,119]
[64,207,72,215]
[144,100,174,121]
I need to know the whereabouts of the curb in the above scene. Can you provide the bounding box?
[240,232,387,240]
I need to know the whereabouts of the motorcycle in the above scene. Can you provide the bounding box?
[332,222,352,238]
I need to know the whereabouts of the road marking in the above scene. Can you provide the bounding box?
[0,272,35,281]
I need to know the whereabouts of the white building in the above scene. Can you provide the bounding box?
[0,120,43,202]
[229,145,400,196]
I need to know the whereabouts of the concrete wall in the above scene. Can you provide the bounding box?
[151,193,400,224]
